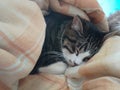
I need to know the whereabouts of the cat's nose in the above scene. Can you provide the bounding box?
[68,60,79,66]
[68,60,76,66]
[74,62,79,66]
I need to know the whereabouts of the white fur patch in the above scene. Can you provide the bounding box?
[38,62,67,74]
[65,66,85,90]
[65,66,80,78]
[62,48,90,66]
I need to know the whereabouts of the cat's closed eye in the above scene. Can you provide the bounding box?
[83,57,90,62]
[63,45,74,53]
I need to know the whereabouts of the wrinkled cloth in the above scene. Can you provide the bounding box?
[19,36,120,90]
[0,0,46,89]
[0,0,112,90]
[19,74,68,90]
[82,76,120,90]
[33,0,109,32]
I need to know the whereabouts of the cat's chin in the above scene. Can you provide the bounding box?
[68,62,76,67]
[69,65,76,67]
[68,62,85,67]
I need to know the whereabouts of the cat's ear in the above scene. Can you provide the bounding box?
[71,16,83,33]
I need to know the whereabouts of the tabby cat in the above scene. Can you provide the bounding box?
[30,12,106,75]
[64,11,120,90]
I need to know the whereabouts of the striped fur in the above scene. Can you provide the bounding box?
[62,16,106,66]
[31,11,120,75]
[31,12,106,74]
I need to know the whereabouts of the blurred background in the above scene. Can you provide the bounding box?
[97,0,120,17]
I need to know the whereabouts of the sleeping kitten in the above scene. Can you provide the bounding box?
[30,12,106,75]
[65,11,120,90]
[62,16,106,66]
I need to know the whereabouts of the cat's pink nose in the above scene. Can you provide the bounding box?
[74,62,79,66]
[68,60,75,66]
[68,60,79,66]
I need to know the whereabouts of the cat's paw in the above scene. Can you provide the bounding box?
[65,66,80,79]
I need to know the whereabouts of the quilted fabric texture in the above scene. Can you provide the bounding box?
[0,0,116,90]
[0,0,46,89]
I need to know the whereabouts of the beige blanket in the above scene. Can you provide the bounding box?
[1,0,120,90]
[18,36,120,90]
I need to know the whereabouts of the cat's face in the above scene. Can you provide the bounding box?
[62,16,104,66]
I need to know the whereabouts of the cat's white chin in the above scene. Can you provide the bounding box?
[62,48,90,66]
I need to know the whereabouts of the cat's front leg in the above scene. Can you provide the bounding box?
[65,66,85,90]
[39,62,68,75]
[65,66,81,78]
